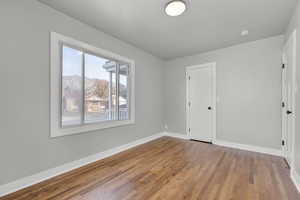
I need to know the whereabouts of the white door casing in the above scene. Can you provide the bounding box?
[282,30,297,167]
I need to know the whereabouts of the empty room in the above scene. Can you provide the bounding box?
[1,0,300,199]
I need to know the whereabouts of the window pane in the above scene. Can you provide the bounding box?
[61,46,83,127]
[119,64,129,120]
[84,54,117,123]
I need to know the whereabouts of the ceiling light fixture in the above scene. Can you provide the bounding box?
[241,30,249,36]
[165,0,187,17]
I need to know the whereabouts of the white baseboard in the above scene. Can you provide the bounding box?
[0,132,164,197]
[291,168,300,193]
[163,132,283,157]
[163,132,190,140]
[213,139,283,157]
[164,133,283,157]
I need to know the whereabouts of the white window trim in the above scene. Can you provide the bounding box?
[50,32,135,138]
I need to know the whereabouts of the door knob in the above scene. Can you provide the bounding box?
[208,107,212,110]
[287,110,292,115]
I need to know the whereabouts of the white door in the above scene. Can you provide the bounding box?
[282,30,296,166]
[186,63,216,142]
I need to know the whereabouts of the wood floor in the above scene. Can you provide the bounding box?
[1,137,299,200]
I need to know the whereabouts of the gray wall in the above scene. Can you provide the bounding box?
[0,0,164,185]
[285,1,300,175]
[164,36,284,150]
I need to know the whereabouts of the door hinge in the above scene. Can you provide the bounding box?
[188,128,191,132]
[188,102,191,107]
[282,140,285,146]
[282,102,285,108]
[188,76,191,80]
[287,110,292,115]
[282,64,285,69]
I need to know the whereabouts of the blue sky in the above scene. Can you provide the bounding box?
[63,46,127,84]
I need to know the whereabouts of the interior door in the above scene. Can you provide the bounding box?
[187,64,215,142]
[282,30,296,166]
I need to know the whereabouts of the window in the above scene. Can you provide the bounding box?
[51,32,135,137]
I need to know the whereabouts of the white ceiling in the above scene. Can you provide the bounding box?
[39,0,297,59]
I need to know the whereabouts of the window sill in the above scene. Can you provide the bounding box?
[50,119,135,138]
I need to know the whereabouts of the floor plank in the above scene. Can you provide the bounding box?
[1,137,299,200]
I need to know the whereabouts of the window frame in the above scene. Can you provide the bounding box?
[51,32,135,138]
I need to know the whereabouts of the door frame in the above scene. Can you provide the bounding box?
[282,29,297,167]
[186,62,217,142]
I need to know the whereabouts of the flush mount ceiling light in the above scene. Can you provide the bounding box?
[165,0,187,17]
[241,30,249,36]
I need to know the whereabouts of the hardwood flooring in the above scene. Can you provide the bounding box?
[1,136,299,200]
